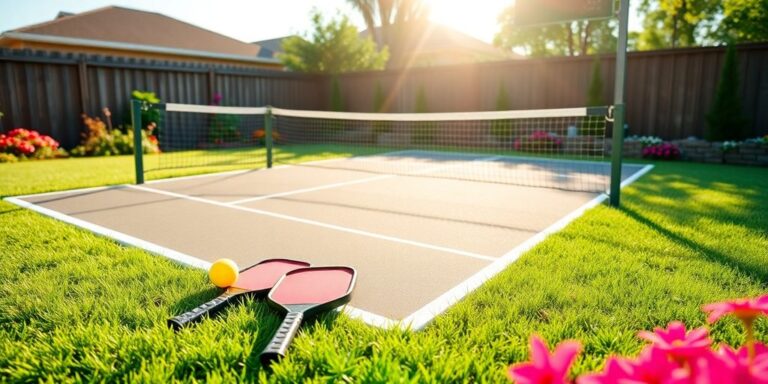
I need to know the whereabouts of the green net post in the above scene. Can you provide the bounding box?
[609,0,630,207]
[131,99,144,184]
[265,106,273,168]
[609,104,625,205]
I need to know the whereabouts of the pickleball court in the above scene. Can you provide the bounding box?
[7,150,652,329]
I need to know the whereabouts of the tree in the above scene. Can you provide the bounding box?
[706,44,748,141]
[633,0,721,49]
[279,10,388,74]
[346,0,430,67]
[494,4,616,57]
[373,81,386,112]
[586,58,604,107]
[331,77,344,112]
[717,0,768,43]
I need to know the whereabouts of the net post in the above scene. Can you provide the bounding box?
[131,99,144,184]
[609,0,630,207]
[265,106,273,168]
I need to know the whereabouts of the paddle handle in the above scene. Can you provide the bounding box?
[260,311,304,365]
[167,291,237,330]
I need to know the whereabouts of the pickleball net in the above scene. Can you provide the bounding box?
[136,103,612,192]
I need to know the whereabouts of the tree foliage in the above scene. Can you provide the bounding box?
[279,10,388,74]
[717,0,768,43]
[706,44,748,141]
[633,0,720,49]
[494,5,617,57]
[346,0,430,68]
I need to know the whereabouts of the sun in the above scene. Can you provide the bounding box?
[422,0,512,43]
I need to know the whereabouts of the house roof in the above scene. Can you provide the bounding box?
[6,6,274,60]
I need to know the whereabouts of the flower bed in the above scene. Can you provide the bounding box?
[0,128,65,162]
[607,136,768,166]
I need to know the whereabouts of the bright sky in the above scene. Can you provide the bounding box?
[0,0,643,45]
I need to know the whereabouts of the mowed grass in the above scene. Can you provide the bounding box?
[1,149,767,382]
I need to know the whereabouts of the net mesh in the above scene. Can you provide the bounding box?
[271,107,610,192]
[140,104,611,192]
[144,105,268,173]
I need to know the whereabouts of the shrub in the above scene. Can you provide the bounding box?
[0,128,65,162]
[514,131,563,153]
[131,90,161,130]
[491,83,513,141]
[706,44,748,141]
[722,140,740,153]
[586,57,604,107]
[208,93,241,144]
[412,85,436,145]
[642,142,681,160]
[71,112,159,157]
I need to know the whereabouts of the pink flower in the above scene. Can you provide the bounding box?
[638,321,711,359]
[577,356,635,384]
[712,343,768,384]
[702,295,768,324]
[508,335,582,384]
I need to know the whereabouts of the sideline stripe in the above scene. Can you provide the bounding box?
[4,196,212,270]
[5,193,399,328]
[397,163,655,330]
[127,185,498,262]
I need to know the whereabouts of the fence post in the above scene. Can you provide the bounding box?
[131,99,144,184]
[265,106,273,168]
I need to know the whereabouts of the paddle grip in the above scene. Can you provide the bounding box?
[260,311,304,365]
[167,292,237,330]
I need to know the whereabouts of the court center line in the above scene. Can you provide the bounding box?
[126,185,498,262]
[228,154,503,206]
[227,174,395,205]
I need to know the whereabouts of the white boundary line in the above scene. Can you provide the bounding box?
[127,185,497,262]
[4,196,212,270]
[399,163,655,330]
[5,155,653,330]
[4,194,388,327]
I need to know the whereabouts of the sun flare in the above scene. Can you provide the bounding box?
[422,0,512,42]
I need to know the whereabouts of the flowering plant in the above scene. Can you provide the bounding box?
[252,129,280,145]
[0,128,63,162]
[744,135,768,145]
[514,131,563,153]
[70,110,160,157]
[507,294,768,384]
[642,142,681,160]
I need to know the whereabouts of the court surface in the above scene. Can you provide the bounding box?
[7,150,652,329]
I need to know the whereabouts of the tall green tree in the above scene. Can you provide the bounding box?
[633,0,721,49]
[280,10,389,74]
[494,4,617,57]
[706,44,748,141]
[586,58,604,107]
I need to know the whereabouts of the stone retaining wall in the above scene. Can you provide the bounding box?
[607,139,768,166]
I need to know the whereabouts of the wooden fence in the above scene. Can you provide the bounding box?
[330,42,768,139]
[0,49,322,147]
[1,43,766,148]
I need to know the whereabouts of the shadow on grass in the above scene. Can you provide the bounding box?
[621,204,768,283]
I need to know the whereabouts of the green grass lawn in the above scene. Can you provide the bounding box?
[1,149,767,383]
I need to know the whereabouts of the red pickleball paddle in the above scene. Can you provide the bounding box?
[167,258,310,330]
[259,266,357,365]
